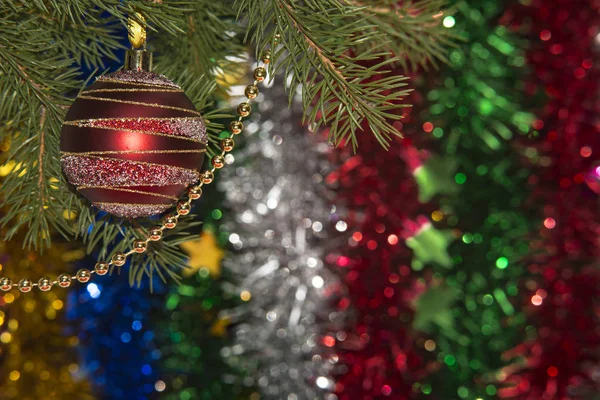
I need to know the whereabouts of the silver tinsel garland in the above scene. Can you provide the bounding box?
[219,77,345,400]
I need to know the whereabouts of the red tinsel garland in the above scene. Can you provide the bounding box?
[502,0,600,397]
[326,96,444,398]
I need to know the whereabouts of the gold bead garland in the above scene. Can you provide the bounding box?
[0,51,271,294]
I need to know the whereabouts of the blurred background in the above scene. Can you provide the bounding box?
[1,0,599,399]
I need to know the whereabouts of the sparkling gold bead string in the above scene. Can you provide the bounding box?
[0,49,273,294]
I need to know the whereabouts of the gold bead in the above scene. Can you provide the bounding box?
[253,67,267,82]
[57,273,72,288]
[133,240,148,253]
[112,252,127,267]
[164,215,178,229]
[95,262,109,276]
[273,33,281,44]
[261,49,272,64]
[201,170,214,184]
[220,138,235,152]
[237,102,251,117]
[245,85,259,100]
[0,277,12,291]
[38,277,53,291]
[76,269,92,283]
[188,186,203,200]
[18,279,33,293]
[176,202,191,216]
[230,121,243,135]
[212,155,225,169]
[149,227,163,241]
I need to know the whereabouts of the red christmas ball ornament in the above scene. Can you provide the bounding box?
[60,66,206,219]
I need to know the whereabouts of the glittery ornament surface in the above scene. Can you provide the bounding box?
[72,117,207,142]
[94,203,171,219]
[60,69,205,218]
[97,70,180,88]
[61,156,199,187]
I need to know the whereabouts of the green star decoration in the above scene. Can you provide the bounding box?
[406,224,454,270]
[413,285,457,333]
[414,155,459,203]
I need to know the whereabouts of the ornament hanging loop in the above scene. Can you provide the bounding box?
[126,13,153,71]
[128,12,146,49]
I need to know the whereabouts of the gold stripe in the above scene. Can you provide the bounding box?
[82,88,184,94]
[96,77,179,89]
[60,154,201,177]
[78,95,201,116]
[61,149,206,156]
[78,186,179,201]
[62,120,205,144]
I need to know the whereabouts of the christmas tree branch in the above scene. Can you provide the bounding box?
[6,0,191,36]
[0,10,82,248]
[346,0,456,70]
[154,1,244,80]
[235,0,454,148]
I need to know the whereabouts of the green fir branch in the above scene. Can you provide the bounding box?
[235,0,454,148]
[153,1,245,82]
[345,0,457,70]
[4,0,192,36]
[0,10,82,249]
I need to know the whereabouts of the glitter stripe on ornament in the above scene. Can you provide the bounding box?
[90,81,178,91]
[97,70,181,88]
[63,117,207,142]
[61,151,205,170]
[93,202,171,219]
[61,155,199,187]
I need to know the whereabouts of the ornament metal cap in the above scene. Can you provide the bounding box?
[125,49,153,72]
